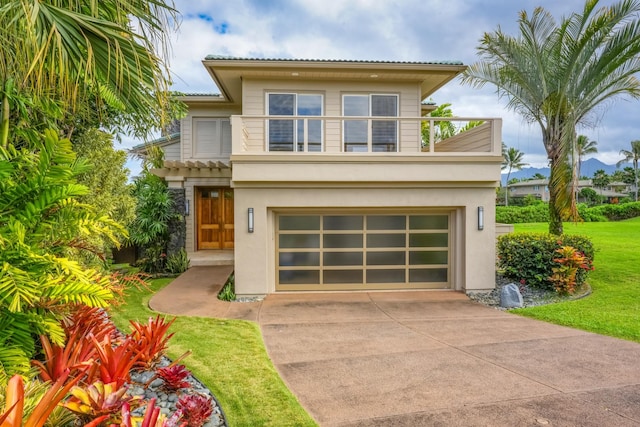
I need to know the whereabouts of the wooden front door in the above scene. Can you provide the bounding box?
[197,188,234,250]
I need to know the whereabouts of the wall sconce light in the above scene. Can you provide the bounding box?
[477,206,484,231]
[248,208,254,233]
[185,199,190,216]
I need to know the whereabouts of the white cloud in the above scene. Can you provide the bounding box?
[148,0,640,169]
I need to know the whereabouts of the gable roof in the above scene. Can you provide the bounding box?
[202,56,467,104]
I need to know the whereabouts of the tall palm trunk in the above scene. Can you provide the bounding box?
[504,168,512,206]
[0,80,10,149]
[635,159,639,202]
[547,156,564,235]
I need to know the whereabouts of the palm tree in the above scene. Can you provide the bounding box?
[0,0,179,147]
[592,169,610,203]
[461,0,640,235]
[576,135,598,178]
[421,103,483,148]
[502,147,528,206]
[617,140,640,201]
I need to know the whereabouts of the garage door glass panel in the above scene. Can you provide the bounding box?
[367,251,405,265]
[410,251,448,265]
[410,269,448,283]
[367,233,405,248]
[279,252,319,266]
[409,215,448,230]
[324,252,363,266]
[409,233,448,247]
[323,234,363,248]
[324,270,363,284]
[276,212,451,290]
[279,216,320,230]
[367,215,405,230]
[279,234,320,248]
[279,270,320,285]
[324,215,363,230]
[367,269,405,283]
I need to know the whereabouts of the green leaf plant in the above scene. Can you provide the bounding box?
[0,130,125,378]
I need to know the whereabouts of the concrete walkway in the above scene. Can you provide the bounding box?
[150,266,640,426]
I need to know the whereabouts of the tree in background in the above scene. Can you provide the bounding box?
[74,129,136,258]
[592,169,611,203]
[462,0,640,234]
[502,146,528,206]
[421,103,484,147]
[576,135,598,179]
[0,0,180,148]
[617,140,640,201]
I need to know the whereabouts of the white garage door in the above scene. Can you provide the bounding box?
[276,212,451,291]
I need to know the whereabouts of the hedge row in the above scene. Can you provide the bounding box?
[496,201,640,224]
[497,232,594,291]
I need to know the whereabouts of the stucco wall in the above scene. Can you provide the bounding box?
[232,186,496,296]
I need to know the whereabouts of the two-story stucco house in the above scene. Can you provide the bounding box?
[509,179,630,203]
[145,56,503,297]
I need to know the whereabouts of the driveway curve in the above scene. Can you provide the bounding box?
[258,291,640,426]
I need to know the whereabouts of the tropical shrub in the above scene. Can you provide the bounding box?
[497,232,594,291]
[549,246,593,295]
[218,273,236,302]
[576,203,608,222]
[129,148,178,274]
[588,201,640,221]
[0,132,124,378]
[165,249,190,275]
[496,204,549,223]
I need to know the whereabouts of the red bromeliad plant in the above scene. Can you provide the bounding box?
[128,316,176,370]
[175,394,213,427]
[32,304,118,385]
[0,370,83,427]
[32,333,97,385]
[119,399,187,427]
[62,305,118,342]
[91,335,140,389]
[156,365,191,392]
[61,380,138,425]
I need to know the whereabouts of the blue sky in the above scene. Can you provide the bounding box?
[124,0,640,174]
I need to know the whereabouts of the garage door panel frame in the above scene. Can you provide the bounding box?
[275,208,454,291]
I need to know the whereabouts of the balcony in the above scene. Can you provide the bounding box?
[231,116,502,156]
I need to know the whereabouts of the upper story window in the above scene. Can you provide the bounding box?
[343,94,398,152]
[267,93,323,152]
[193,117,231,158]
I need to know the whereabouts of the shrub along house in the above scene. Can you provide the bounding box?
[139,56,503,297]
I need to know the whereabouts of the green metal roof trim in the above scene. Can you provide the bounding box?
[204,55,464,66]
[130,132,180,151]
[178,93,222,97]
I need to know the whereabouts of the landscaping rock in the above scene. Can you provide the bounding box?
[129,356,227,426]
[500,283,524,308]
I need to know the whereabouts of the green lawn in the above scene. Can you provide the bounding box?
[513,218,640,342]
[109,279,317,427]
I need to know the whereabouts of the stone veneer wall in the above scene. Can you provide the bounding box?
[167,188,186,256]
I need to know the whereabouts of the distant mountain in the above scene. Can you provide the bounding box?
[501,158,620,185]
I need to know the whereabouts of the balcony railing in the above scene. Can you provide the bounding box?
[231,115,502,155]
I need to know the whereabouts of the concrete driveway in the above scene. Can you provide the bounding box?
[150,267,640,426]
[258,291,640,426]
